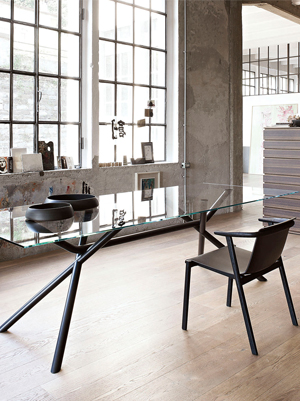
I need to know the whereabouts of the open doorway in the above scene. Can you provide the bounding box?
[242,5,300,187]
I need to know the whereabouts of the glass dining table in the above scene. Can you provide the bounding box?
[0,183,297,373]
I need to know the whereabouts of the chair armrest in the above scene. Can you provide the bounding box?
[258,217,288,225]
[214,230,258,238]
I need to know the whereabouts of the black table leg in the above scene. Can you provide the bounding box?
[51,257,83,373]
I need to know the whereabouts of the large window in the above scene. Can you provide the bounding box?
[98,0,167,164]
[0,0,82,166]
[243,43,299,96]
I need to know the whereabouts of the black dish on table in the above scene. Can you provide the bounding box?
[45,194,99,211]
[25,202,74,222]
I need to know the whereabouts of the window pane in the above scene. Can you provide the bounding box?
[151,0,165,13]
[13,124,34,152]
[117,84,132,122]
[40,0,58,28]
[151,88,165,124]
[99,40,115,81]
[99,125,114,163]
[0,21,10,69]
[117,44,133,83]
[0,125,9,155]
[134,126,149,158]
[61,79,79,122]
[61,33,79,77]
[39,125,58,165]
[99,83,114,122]
[151,13,165,49]
[13,75,35,121]
[135,8,149,47]
[39,28,58,74]
[99,0,115,40]
[135,0,149,7]
[279,44,287,58]
[119,125,132,161]
[135,47,149,85]
[39,77,58,121]
[61,0,79,32]
[117,3,133,43]
[14,24,34,72]
[0,73,10,121]
[152,50,165,86]
[61,125,79,165]
[151,126,164,160]
[14,0,35,24]
[0,0,10,19]
[269,45,278,60]
[134,86,148,121]
[289,43,298,58]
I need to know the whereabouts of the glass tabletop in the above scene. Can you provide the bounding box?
[0,183,297,248]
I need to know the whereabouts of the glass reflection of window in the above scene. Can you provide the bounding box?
[98,189,168,229]
[0,0,82,167]
[99,0,167,163]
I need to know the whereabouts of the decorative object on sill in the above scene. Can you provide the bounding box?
[8,156,13,173]
[65,156,74,169]
[82,181,91,195]
[130,157,145,165]
[135,171,161,190]
[123,155,128,165]
[111,118,126,139]
[137,118,146,128]
[0,157,8,174]
[98,162,122,167]
[38,141,54,170]
[57,156,70,169]
[141,141,154,163]
[21,153,43,173]
[137,216,147,224]
[11,148,27,172]
[145,100,155,118]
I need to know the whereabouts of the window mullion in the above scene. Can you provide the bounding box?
[9,0,14,148]
[34,0,39,153]
[58,0,62,157]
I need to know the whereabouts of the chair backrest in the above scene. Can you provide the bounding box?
[245,218,295,274]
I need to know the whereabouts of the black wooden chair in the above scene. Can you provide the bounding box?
[182,218,298,355]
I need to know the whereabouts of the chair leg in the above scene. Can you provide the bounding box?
[235,279,258,355]
[226,278,233,307]
[182,262,192,330]
[279,265,298,326]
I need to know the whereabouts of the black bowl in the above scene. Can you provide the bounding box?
[25,202,74,222]
[45,194,99,211]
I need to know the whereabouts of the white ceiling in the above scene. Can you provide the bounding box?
[243,5,300,50]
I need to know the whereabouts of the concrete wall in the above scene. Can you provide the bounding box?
[0,0,244,262]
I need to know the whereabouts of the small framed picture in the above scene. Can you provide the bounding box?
[141,142,154,163]
[135,171,160,191]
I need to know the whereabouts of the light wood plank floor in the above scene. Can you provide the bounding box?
[1,203,300,401]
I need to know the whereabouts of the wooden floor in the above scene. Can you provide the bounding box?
[1,203,300,400]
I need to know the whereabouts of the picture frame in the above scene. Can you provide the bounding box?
[135,171,160,191]
[141,142,154,163]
